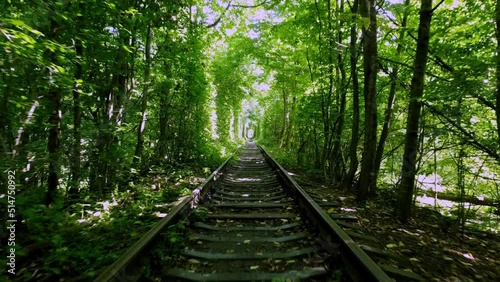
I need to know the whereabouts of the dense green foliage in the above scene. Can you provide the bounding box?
[236,0,500,222]
[0,0,242,279]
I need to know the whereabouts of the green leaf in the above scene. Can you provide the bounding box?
[125,8,139,14]
[122,45,133,53]
[55,65,65,74]
[8,19,27,28]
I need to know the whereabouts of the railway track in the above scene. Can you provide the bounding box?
[95,142,423,282]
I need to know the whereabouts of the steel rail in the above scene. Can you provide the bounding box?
[258,144,393,282]
[93,148,239,282]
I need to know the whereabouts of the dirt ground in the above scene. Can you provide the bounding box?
[290,172,500,282]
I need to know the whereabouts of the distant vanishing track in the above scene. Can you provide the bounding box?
[163,142,331,281]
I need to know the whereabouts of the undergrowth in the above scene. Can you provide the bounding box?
[0,167,211,281]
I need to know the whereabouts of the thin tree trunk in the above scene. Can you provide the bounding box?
[134,24,152,164]
[358,0,378,201]
[314,0,332,174]
[313,123,321,169]
[346,0,360,186]
[46,13,61,206]
[374,0,410,184]
[285,95,295,147]
[332,0,346,182]
[433,139,438,208]
[397,0,433,221]
[456,98,466,232]
[324,0,335,178]
[280,83,288,147]
[496,0,500,147]
[70,12,84,198]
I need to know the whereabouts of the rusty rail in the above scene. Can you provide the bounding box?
[93,148,238,282]
[258,144,393,282]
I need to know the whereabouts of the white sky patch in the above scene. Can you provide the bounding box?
[267,10,284,24]
[246,9,284,24]
[225,27,237,36]
[253,82,270,92]
[210,110,219,139]
[450,0,462,8]
[249,10,268,22]
[384,10,396,21]
[248,30,259,39]
[253,66,264,76]
[229,110,235,140]
[105,26,119,36]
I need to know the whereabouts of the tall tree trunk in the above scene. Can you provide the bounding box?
[324,0,335,178]
[397,0,433,221]
[496,0,500,147]
[374,0,410,183]
[285,95,295,148]
[70,9,84,198]
[313,122,321,169]
[358,0,378,201]
[108,35,129,189]
[280,83,288,147]
[346,0,360,186]
[158,88,171,162]
[332,0,346,182]
[455,98,466,232]
[46,13,61,206]
[134,24,152,165]
[314,0,332,174]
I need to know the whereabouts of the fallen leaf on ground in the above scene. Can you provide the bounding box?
[188,259,200,264]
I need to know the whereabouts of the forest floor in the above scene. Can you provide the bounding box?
[291,171,500,282]
[8,164,498,281]
[1,168,210,282]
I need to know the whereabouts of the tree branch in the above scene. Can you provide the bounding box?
[431,0,446,13]
[231,0,270,8]
[471,94,497,111]
[205,1,233,28]
[424,102,500,163]
[378,56,449,81]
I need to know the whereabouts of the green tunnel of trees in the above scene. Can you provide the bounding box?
[1,0,500,279]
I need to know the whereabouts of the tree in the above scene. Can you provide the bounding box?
[373,0,411,182]
[496,0,500,147]
[357,0,378,201]
[345,0,360,186]
[397,0,434,221]
[46,5,63,206]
